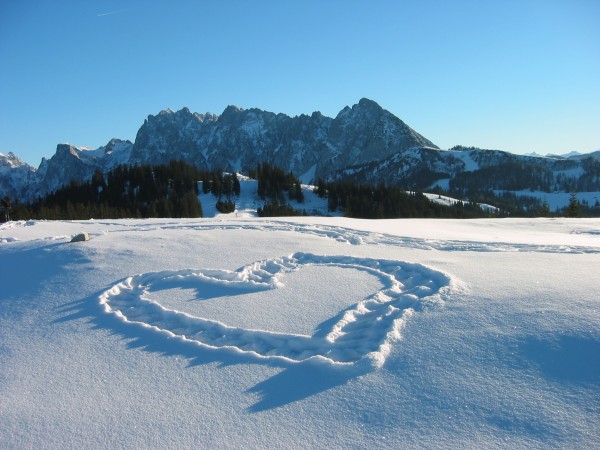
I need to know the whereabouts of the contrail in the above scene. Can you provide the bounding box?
[97,9,127,17]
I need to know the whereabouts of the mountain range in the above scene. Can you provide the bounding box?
[1,98,599,203]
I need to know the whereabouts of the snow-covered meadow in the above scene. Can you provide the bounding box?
[1,216,599,448]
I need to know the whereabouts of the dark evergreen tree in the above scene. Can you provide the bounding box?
[257,201,303,217]
[253,162,302,203]
[233,174,241,196]
[290,182,304,203]
[216,199,235,214]
[1,196,12,222]
[315,178,327,198]
[566,193,581,218]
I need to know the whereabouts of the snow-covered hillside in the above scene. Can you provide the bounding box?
[199,175,496,218]
[1,216,599,448]
[198,176,335,218]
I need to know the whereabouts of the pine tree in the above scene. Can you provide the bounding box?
[566,192,580,217]
[315,178,327,198]
[292,182,304,203]
[233,174,241,196]
[541,200,551,217]
[1,196,11,222]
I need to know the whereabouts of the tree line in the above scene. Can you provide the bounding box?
[249,162,306,217]
[250,162,304,203]
[317,179,493,219]
[2,161,597,222]
[8,161,203,220]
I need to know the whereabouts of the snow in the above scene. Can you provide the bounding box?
[1,216,599,448]
[100,252,454,368]
[424,192,467,206]
[418,192,499,214]
[0,152,31,170]
[198,175,334,218]
[198,177,260,218]
[447,149,480,171]
[240,113,263,138]
[300,164,317,184]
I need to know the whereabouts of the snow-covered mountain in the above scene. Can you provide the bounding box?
[526,150,600,161]
[33,139,133,199]
[563,150,600,161]
[129,98,436,182]
[547,150,582,159]
[332,145,600,194]
[0,152,37,201]
[0,99,436,201]
[1,99,599,203]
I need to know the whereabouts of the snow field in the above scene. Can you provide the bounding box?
[1,217,599,449]
[99,252,454,368]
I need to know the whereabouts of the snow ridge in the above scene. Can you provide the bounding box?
[85,219,600,254]
[99,252,453,369]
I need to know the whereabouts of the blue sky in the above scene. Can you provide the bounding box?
[1,0,599,166]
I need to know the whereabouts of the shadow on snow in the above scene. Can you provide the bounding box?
[56,292,363,412]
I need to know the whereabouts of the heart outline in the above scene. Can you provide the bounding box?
[99,252,453,369]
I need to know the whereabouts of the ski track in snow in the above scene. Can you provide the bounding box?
[80,219,600,254]
[100,252,454,369]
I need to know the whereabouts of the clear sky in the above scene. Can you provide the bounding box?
[1,0,599,166]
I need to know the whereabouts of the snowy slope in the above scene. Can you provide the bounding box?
[198,175,334,218]
[423,192,499,213]
[199,175,495,218]
[1,217,599,449]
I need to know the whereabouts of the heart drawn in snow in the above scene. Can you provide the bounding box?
[99,252,453,369]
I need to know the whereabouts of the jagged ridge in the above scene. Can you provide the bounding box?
[1,98,599,202]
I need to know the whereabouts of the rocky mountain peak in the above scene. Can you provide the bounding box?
[1,152,33,170]
[221,105,244,118]
[357,97,381,109]
[0,98,458,201]
[55,144,79,158]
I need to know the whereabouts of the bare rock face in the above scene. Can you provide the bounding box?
[70,232,89,243]
[0,152,37,201]
[128,98,437,181]
[5,98,599,202]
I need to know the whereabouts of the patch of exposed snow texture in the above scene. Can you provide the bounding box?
[1,216,599,449]
[448,149,480,171]
[100,252,454,368]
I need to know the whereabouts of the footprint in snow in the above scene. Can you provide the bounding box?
[99,252,456,369]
